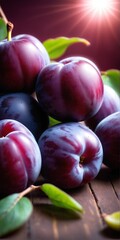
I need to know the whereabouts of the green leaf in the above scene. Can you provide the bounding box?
[0,18,7,41]
[49,116,61,127]
[103,211,120,231]
[41,183,84,214]
[43,37,90,60]
[0,193,33,237]
[102,69,120,96]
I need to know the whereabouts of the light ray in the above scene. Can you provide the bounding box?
[31,0,120,44]
[85,0,114,17]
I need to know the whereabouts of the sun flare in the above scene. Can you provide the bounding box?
[34,0,120,44]
[88,0,113,15]
[75,0,120,41]
[83,0,115,18]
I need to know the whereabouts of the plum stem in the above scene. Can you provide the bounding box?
[7,21,14,41]
[0,6,14,41]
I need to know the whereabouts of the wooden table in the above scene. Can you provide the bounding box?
[5,164,120,240]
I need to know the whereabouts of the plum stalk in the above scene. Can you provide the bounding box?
[7,22,14,41]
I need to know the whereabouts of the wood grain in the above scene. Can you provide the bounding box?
[2,164,120,240]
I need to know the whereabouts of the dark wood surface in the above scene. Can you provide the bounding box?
[3,164,120,240]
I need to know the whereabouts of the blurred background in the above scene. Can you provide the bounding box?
[1,0,120,71]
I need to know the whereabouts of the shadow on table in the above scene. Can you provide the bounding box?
[95,164,120,182]
[34,203,82,220]
[100,226,120,239]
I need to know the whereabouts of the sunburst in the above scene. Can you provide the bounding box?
[33,0,120,43]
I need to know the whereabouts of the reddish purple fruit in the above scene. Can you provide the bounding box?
[0,119,41,197]
[36,56,104,122]
[85,85,120,131]
[0,34,50,93]
[95,112,120,171]
[16,34,50,65]
[38,122,103,189]
[0,92,49,140]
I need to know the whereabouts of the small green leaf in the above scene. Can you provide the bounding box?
[102,69,120,96]
[0,193,33,237]
[41,183,84,214]
[49,116,61,127]
[0,18,7,41]
[103,211,120,231]
[43,36,90,60]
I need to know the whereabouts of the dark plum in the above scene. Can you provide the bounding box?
[0,119,41,197]
[95,112,120,170]
[85,85,120,131]
[0,34,50,93]
[0,92,49,140]
[38,122,103,189]
[36,56,104,122]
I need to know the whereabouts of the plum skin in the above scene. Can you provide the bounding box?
[85,85,120,131]
[0,34,50,93]
[0,92,49,140]
[36,56,104,122]
[0,119,42,197]
[95,112,120,170]
[17,34,50,66]
[38,122,103,189]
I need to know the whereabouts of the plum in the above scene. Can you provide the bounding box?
[35,56,104,122]
[0,34,50,93]
[38,122,103,189]
[85,85,120,131]
[95,112,120,170]
[0,119,42,197]
[0,92,49,140]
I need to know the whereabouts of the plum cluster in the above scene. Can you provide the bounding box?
[0,34,50,197]
[35,56,120,188]
[0,33,120,196]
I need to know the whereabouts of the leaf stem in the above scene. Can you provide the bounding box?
[19,185,41,198]
[0,6,8,24]
[0,6,14,41]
